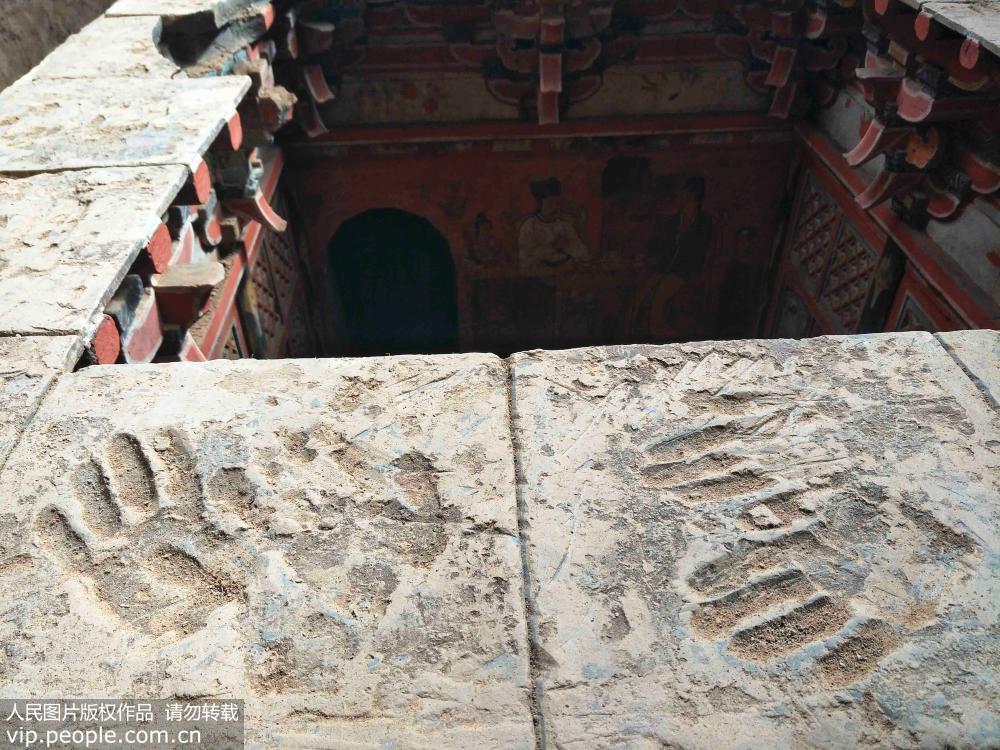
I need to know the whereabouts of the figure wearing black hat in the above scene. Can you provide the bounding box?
[517,177,589,273]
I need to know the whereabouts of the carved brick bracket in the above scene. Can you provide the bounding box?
[844,0,1000,225]
[486,0,615,124]
[716,0,860,119]
[197,0,371,138]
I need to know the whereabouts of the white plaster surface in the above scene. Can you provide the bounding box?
[511,332,999,748]
[0,166,187,339]
[0,355,533,749]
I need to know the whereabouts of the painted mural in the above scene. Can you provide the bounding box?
[288,133,795,353]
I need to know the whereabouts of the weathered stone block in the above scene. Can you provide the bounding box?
[0,76,250,173]
[511,332,998,748]
[0,166,186,352]
[0,336,76,473]
[107,0,269,31]
[0,355,533,748]
[25,15,181,81]
[938,329,1000,407]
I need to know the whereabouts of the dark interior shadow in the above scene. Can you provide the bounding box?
[327,208,459,356]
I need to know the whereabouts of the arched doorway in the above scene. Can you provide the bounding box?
[327,209,459,355]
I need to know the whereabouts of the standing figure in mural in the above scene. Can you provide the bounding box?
[632,176,713,339]
[516,177,589,273]
[716,226,761,338]
[600,156,656,265]
[601,156,656,268]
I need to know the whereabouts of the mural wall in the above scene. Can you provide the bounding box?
[288,133,796,353]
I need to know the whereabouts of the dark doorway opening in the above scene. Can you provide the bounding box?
[328,209,459,355]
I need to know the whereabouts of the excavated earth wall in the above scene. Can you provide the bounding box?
[0,0,115,90]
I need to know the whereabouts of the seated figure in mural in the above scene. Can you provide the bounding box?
[467,211,509,267]
[517,177,589,273]
[632,175,713,340]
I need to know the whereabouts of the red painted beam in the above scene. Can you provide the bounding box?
[302,65,336,103]
[765,46,798,88]
[198,267,246,360]
[242,150,285,269]
[170,220,199,266]
[175,159,213,205]
[844,119,910,167]
[288,113,792,148]
[960,38,981,71]
[539,52,563,93]
[121,288,163,365]
[298,20,335,55]
[225,191,288,233]
[178,333,207,362]
[855,168,923,210]
[141,223,173,274]
[297,97,328,138]
[195,149,285,356]
[896,77,1000,123]
[768,81,800,119]
[226,112,244,151]
[89,315,121,365]
[958,150,1000,194]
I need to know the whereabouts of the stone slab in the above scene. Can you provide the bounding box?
[0,76,249,173]
[938,329,1000,407]
[893,0,999,56]
[0,335,76,473]
[0,166,187,343]
[897,0,973,8]
[512,332,999,749]
[107,0,269,27]
[27,16,182,80]
[0,355,534,749]
[921,1,1000,57]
